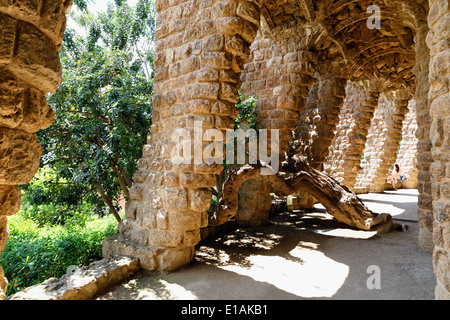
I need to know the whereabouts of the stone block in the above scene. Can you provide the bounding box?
[168,211,202,230]
[10,22,62,93]
[149,229,183,248]
[163,188,188,211]
[156,247,194,271]
[0,69,25,129]
[189,188,212,212]
[237,1,260,26]
[18,87,55,133]
[8,256,140,300]
[180,173,215,188]
[0,185,21,217]
[0,13,16,64]
[0,128,41,185]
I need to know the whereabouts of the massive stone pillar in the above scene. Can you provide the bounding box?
[324,80,382,191]
[103,0,262,270]
[355,88,412,193]
[426,0,450,300]
[0,0,71,299]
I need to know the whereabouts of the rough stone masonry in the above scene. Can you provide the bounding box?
[0,0,449,300]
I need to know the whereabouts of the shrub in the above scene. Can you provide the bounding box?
[0,213,118,296]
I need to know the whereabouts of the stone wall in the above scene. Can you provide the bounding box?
[426,0,450,300]
[0,0,72,299]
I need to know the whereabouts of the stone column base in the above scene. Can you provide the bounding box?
[236,177,272,227]
[103,234,194,272]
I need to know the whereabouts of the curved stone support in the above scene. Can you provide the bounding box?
[296,76,347,171]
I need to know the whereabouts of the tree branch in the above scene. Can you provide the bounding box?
[207,160,395,233]
[95,183,122,224]
[112,164,130,199]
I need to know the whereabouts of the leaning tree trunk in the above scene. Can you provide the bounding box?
[208,156,394,233]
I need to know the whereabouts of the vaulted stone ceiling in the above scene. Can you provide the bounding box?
[261,0,426,89]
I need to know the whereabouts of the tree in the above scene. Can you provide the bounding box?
[34,0,156,223]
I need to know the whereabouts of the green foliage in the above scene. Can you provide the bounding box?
[0,0,158,298]
[234,92,259,130]
[73,0,91,11]
[37,0,156,221]
[20,167,102,227]
[0,213,118,296]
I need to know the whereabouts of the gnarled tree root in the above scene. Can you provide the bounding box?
[208,157,399,233]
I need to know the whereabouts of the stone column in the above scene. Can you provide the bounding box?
[103,0,262,271]
[324,80,381,191]
[294,75,346,208]
[236,25,317,225]
[414,24,434,252]
[258,49,316,156]
[234,31,273,227]
[426,0,450,300]
[296,76,347,171]
[355,89,411,193]
[255,47,317,213]
[395,99,419,189]
[0,0,71,299]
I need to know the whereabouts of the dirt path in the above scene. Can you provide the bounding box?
[97,190,435,300]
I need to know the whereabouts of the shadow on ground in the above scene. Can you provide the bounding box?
[97,190,435,300]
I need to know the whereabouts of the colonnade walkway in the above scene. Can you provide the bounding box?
[97,189,435,300]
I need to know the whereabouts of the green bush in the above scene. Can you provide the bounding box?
[0,213,118,296]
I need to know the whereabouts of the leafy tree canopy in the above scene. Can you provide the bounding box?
[28,0,156,223]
